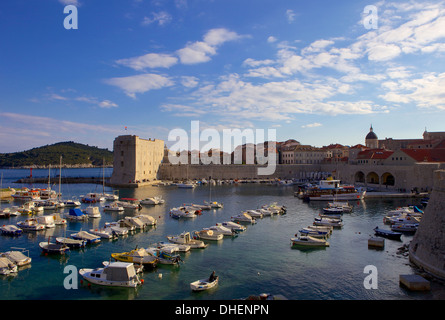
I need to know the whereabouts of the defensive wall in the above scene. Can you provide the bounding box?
[409,170,445,280]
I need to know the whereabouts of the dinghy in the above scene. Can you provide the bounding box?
[190,275,218,291]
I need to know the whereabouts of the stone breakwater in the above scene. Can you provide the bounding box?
[409,169,445,280]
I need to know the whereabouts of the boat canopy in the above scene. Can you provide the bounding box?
[69,208,84,216]
[103,262,136,281]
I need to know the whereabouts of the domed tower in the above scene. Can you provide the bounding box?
[365,125,378,149]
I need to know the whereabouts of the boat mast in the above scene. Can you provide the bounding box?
[59,156,62,200]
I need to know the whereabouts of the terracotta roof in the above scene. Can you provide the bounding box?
[357,149,393,160]
[401,149,445,162]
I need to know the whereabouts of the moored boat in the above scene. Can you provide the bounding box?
[39,238,70,254]
[71,231,101,244]
[192,229,224,241]
[111,248,158,268]
[79,261,143,287]
[0,225,23,236]
[167,232,207,249]
[291,235,330,247]
[373,226,402,240]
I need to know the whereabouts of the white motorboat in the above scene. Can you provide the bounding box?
[244,210,263,218]
[36,215,56,228]
[1,250,31,267]
[326,201,353,213]
[190,276,218,292]
[103,224,129,236]
[0,257,18,275]
[0,225,23,236]
[134,215,157,226]
[170,207,197,219]
[56,237,87,248]
[118,198,142,210]
[89,227,118,239]
[85,206,101,218]
[103,202,124,212]
[193,229,224,241]
[79,262,143,288]
[71,231,101,244]
[156,242,191,253]
[313,217,343,228]
[218,221,246,232]
[80,193,105,203]
[205,225,236,237]
[204,200,223,208]
[16,219,45,231]
[167,232,207,249]
[291,235,330,247]
[307,225,333,234]
[105,221,135,232]
[39,238,70,254]
[49,212,67,225]
[140,196,164,205]
[177,182,196,188]
[11,188,40,201]
[62,198,81,207]
[122,217,145,230]
[231,212,256,224]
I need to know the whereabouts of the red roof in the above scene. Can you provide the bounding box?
[357,149,393,160]
[401,149,445,162]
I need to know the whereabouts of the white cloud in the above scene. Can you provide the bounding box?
[105,73,174,98]
[141,11,172,26]
[302,122,322,128]
[267,36,278,43]
[367,43,402,61]
[286,9,296,23]
[115,53,178,70]
[58,0,79,6]
[180,76,199,88]
[176,28,245,65]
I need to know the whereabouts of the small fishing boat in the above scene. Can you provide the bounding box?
[39,238,70,254]
[145,247,182,265]
[291,235,330,247]
[140,196,164,205]
[103,202,124,212]
[169,207,198,219]
[89,227,118,239]
[244,210,263,218]
[190,274,218,291]
[1,250,31,266]
[298,228,330,238]
[79,262,143,288]
[313,217,343,228]
[204,200,223,208]
[134,215,157,226]
[85,206,101,218]
[205,225,236,237]
[391,223,419,233]
[374,226,402,240]
[65,208,88,221]
[218,221,246,232]
[193,229,224,241]
[0,257,18,275]
[56,237,87,248]
[36,215,56,228]
[111,248,158,268]
[62,198,81,207]
[80,193,105,203]
[156,242,191,252]
[231,212,256,224]
[71,231,101,244]
[0,225,23,236]
[122,216,145,230]
[167,232,207,249]
[103,224,129,236]
[17,219,45,231]
[322,207,344,214]
[307,225,333,234]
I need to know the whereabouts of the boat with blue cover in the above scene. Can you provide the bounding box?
[374,226,402,240]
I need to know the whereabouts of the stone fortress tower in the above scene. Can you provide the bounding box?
[110,135,164,187]
[409,170,445,279]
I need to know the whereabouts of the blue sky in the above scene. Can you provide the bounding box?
[1,0,445,153]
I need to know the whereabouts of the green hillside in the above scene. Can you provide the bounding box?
[0,141,113,168]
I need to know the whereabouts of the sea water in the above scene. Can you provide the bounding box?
[0,168,436,300]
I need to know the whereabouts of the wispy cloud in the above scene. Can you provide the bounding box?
[141,11,172,26]
[302,122,323,128]
[105,73,174,98]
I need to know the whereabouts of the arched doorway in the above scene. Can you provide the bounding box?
[366,172,379,184]
[355,171,365,183]
[382,172,395,186]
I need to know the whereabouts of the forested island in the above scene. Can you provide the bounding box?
[0,141,113,168]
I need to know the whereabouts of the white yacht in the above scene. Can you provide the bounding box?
[79,262,142,288]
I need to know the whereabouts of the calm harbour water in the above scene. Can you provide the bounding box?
[0,168,437,300]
